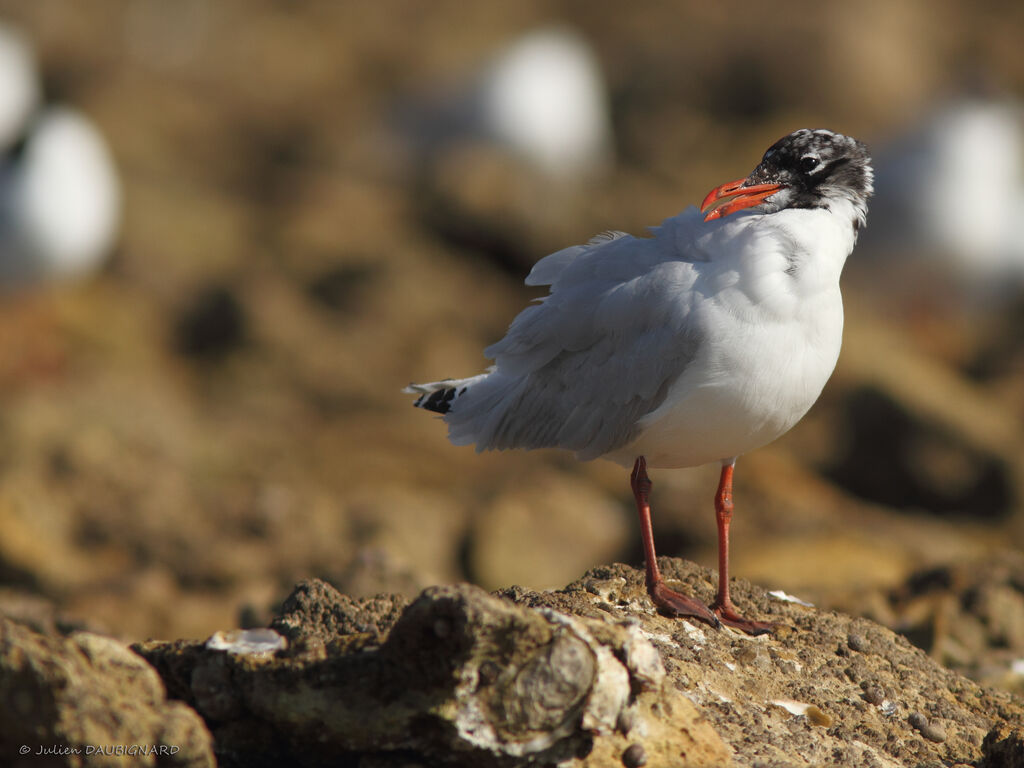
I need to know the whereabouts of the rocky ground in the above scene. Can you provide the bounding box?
[0,1,1022,765]
[8,562,1024,767]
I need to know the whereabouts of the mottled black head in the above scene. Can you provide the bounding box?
[746,129,874,228]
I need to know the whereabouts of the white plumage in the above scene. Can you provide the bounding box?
[410,204,853,468]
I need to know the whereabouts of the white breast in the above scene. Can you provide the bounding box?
[607,206,853,469]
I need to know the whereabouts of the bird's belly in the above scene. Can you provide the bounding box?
[612,307,842,468]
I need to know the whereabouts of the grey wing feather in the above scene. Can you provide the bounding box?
[524,230,630,287]
[445,225,702,460]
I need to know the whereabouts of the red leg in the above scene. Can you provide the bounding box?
[631,457,720,628]
[710,461,774,635]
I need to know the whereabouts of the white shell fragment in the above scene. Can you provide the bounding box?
[681,621,706,646]
[618,622,666,691]
[880,699,899,718]
[773,699,811,716]
[768,590,815,607]
[771,699,833,727]
[206,628,288,655]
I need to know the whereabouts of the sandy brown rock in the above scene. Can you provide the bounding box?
[270,577,409,646]
[0,618,214,768]
[551,560,1024,767]
[0,589,89,637]
[134,565,1024,767]
[137,577,729,767]
[833,550,1024,692]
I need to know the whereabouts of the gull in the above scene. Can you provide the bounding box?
[406,129,873,634]
[861,97,1024,302]
[0,22,120,286]
[471,26,613,179]
[400,26,613,180]
[0,107,121,284]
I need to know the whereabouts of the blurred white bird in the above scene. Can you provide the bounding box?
[0,22,120,287]
[862,98,1024,301]
[472,26,613,178]
[403,26,614,180]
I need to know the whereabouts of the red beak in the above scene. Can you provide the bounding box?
[700,178,784,222]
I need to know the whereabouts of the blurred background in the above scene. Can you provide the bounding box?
[0,0,1022,689]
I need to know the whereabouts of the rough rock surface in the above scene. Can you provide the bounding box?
[840,550,1024,692]
[0,618,215,768]
[133,561,1024,767]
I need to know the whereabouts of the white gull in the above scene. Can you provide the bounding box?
[407,129,873,634]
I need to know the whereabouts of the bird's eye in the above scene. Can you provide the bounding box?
[800,155,819,173]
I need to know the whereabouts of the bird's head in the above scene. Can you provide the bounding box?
[701,129,874,230]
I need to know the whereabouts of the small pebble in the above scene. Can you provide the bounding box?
[908,712,928,729]
[622,743,647,768]
[909,712,947,743]
[862,685,885,705]
[847,632,867,652]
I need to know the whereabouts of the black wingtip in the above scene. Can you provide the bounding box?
[417,387,456,414]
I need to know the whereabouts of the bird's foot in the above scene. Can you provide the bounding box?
[649,579,721,629]
[711,599,775,636]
